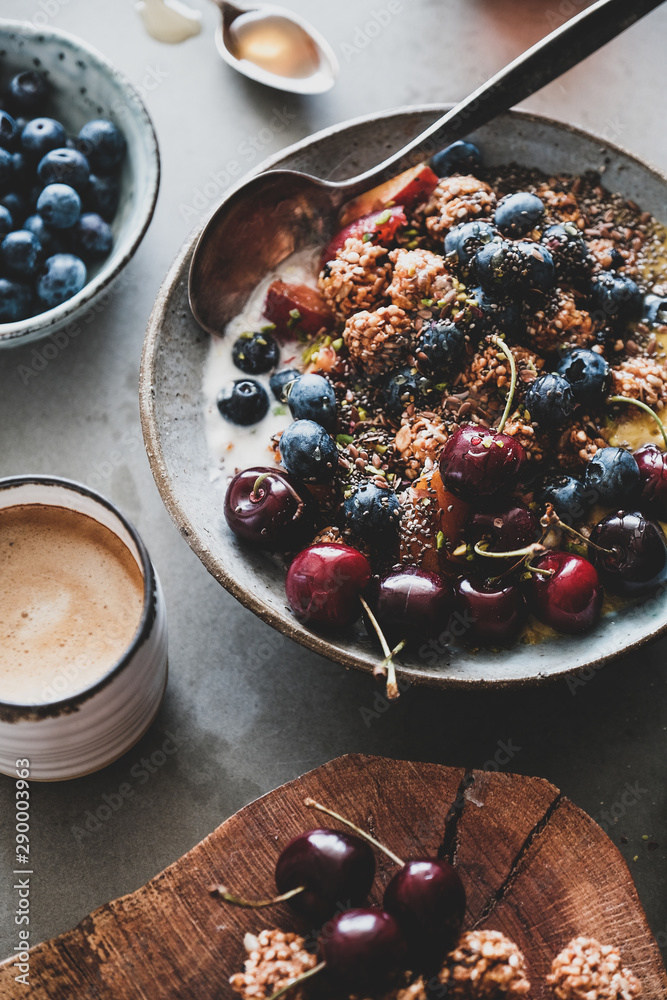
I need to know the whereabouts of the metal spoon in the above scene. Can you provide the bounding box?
[190,0,664,337]
[213,0,338,95]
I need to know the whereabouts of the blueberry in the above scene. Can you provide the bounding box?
[0,147,13,190]
[514,240,555,292]
[232,330,280,375]
[541,222,591,281]
[23,213,66,256]
[36,253,87,308]
[443,220,497,279]
[270,367,300,402]
[584,446,640,506]
[77,119,126,173]
[590,271,642,320]
[0,191,27,226]
[431,140,481,177]
[37,148,90,191]
[466,285,521,336]
[83,173,120,221]
[382,366,434,421]
[0,111,18,150]
[72,212,113,260]
[474,239,521,296]
[216,378,269,426]
[538,475,590,524]
[415,318,465,377]
[557,348,611,406]
[279,419,338,484]
[10,151,31,192]
[286,373,337,431]
[21,117,66,158]
[0,277,33,322]
[0,205,12,237]
[37,183,81,229]
[6,72,50,115]
[641,292,667,328]
[495,192,545,237]
[0,230,42,278]
[343,482,401,544]
[524,373,576,429]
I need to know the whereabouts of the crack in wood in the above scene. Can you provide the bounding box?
[439,769,475,864]
[473,791,564,928]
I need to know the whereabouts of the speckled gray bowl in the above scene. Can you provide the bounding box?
[141,106,667,690]
[0,20,160,348]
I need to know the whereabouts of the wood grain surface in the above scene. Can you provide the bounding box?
[1,755,664,999]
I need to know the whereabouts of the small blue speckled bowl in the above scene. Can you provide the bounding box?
[0,20,160,348]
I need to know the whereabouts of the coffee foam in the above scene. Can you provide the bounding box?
[0,504,144,705]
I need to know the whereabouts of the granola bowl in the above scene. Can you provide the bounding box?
[140,105,667,690]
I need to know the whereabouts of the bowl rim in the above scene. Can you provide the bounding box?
[140,103,667,691]
[0,18,161,345]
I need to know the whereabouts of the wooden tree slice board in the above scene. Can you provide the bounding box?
[1,755,664,999]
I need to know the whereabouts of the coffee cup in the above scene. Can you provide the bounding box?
[0,476,168,780]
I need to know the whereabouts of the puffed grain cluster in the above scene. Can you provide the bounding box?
[343,305,414,377]
[611,357,667,410]
[460,343,543,399]
[229,929,317,1000]
[386,248,454,311]
[437,929,531,999]
[319,237,392,321]
[546,936,642,1000]
[394,412,448,480]
[524,289,597,353]
[419,175,497,236]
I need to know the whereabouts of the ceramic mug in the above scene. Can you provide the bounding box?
[0,476,168,780]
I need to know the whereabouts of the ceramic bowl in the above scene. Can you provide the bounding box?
[0,20,160,349]
[0,476,168,780]
[140,105,667,690]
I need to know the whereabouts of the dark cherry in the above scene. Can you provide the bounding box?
[467,499,539,553]
[319,909,407,991]
[455,577,528,646]
[275,829,375,924]
[224,467,317,552]
[383,859,466,964]
[367,567,455,645]
[634,444,667,519]
[530,550,602,634]
[285,543,371,627]
[439,424,526,500]
[588,510,667,597]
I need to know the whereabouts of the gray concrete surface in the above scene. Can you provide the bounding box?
[0,0,666,968]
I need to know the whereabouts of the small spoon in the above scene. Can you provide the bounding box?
[190,0,664,337]
[213,0,339,95]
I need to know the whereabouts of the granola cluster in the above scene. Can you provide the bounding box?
[229,929,317,1000]
[386,248,454,311]
[419,175,497,236]
[611,356,667,409]
[437,929,531,999]
[319,237,392,320]
[524,289,597,352]
[394,411,448,480]
[343,305,414,377]
[459,343,543,399]
[546,936,642,1000]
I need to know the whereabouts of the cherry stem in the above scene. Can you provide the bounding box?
[525,559,554,578]
[266,961,326,1000]
[360,596,392,659]
[490,334,518,435]
[609,395,667,449]
[540,505,614,555]
[474,541,545,560]
[304,798,405,867]
[382,639,406,701]
[252,472,270,499]
[210,884,305,909]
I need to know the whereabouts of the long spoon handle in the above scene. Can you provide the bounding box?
[338,0,665,193]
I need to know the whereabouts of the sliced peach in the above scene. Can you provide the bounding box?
[320,205,407,268]
[263,281,334,343]
[339,164,439,228]
[399,469,469,574]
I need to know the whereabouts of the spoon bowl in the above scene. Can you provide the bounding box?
[214,0,339,95]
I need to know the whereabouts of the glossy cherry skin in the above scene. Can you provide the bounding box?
[439,425,526,501]
[275,829,375,925]
[383,859,466,965]
[224,466,317,552]
[530,550,602,634]
[367,567,455,645]
[467,499,539,553]
[455,577,528,646]
[588,510,667,597]
[634,444,667,519]
[319,908,408,991]
[286,543,371,628]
